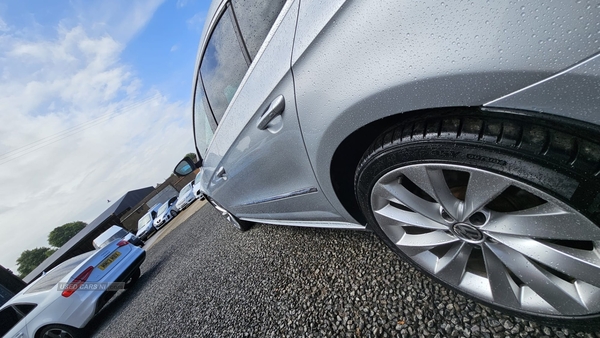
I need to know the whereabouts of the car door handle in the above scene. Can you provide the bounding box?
[216,166,227,181]
[257,95,285,130]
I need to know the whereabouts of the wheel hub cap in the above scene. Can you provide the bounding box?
[452,223,484,243]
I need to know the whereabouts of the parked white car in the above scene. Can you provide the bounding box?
[192,171,205,200]
[0,239,145,338]
[175,182,196,211]
[93,225,143,249]
[135,204,161,241]
[153,197,179,230]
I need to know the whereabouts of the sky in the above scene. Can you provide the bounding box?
[0,0,211,273]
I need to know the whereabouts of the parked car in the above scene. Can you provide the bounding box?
[174,0,600,326]
[0,239,145,338]
[135,204,161,241]
[175,182,196,211]
[153,197,179,230]
[192,171,205,200]
[93,225,143,249]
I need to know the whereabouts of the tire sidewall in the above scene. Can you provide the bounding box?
[355,139,600,327]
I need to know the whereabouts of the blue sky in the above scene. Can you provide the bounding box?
[0,0,211,273]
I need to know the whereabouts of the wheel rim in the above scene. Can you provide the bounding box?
[44,328,73,338]
[370,163,600,316]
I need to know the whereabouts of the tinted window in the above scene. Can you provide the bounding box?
[231,0,286,59]
[0,306,22,336]
[193,78,215,157]
[15,303,37,316]
[25,252,93,294]
[201,7,249,122]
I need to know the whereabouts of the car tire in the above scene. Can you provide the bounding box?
[124,267,141,289]
[171,210,178,217]
[39,324,83,338]
[354,109,600,327]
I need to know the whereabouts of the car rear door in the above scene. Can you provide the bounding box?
[196,0,347,223]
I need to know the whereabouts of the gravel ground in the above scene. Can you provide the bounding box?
[88,204,600,338]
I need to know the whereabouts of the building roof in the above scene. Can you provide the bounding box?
[23,187,154,283]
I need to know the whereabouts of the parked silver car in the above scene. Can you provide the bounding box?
[175,0,600,326]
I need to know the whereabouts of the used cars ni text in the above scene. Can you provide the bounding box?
[174,0,600,326]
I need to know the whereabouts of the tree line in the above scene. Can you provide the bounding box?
[16,221,87,278]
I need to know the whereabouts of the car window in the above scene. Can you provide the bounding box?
[25,252,93,294]
[231,0,286,59]
[14,303,37,316]
[0,306,23,336]
[193,77,216,158]
[200,6,249,123]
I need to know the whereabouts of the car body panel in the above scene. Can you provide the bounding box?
[1,241,144,338]
[196,0,347,224]
[485,52,600,125]
[289,0,600,224]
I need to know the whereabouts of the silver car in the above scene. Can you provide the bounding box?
[174,0,600,326]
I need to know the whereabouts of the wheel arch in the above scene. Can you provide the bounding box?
[330,107,474,224]
[329,106,600,225]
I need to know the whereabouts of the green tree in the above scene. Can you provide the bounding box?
[185,152,197,162]
[16,247,56,278]
[48,221,87,248]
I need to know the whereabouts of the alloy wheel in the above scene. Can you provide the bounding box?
[371,163,600,316]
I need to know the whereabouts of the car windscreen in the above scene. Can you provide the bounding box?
[25,251,94,294]
[157,203,169,215]
[179,184,192,196]
[138,213,152,227]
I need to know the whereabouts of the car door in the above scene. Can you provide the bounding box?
[0,305,31,338]
[195,0,350,224]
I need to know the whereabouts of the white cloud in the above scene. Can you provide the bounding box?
[73,0,166,44]
[0,11,193,272]
[0,17,9,32]
[186,11,207,33]
[170,44,179,52]
[176,0,192,8]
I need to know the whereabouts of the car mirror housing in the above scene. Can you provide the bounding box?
[174,157,201,177]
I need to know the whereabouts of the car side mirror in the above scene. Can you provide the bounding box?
[174,157,201,177]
